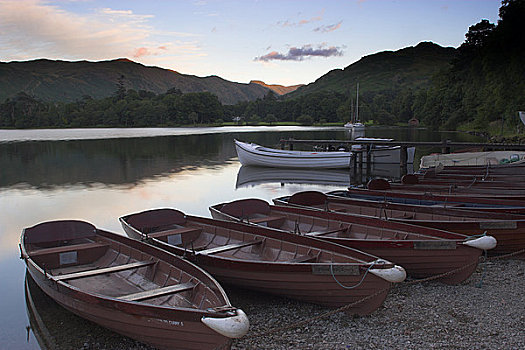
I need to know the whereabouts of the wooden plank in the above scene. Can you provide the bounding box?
[197,240,262,255]
[29,242,109,257]
[55,260,155,281]
[307,227,348,237]
[148,227,202,239]
[119,282,195,302]
[250,216,286,224]
[289,255,317,263]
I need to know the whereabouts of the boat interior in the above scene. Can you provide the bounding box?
[23,220,224,310]
[124,209,370,265]
[284,191,483,222]
[216,199,449,243]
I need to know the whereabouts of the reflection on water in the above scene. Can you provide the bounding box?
[0,126,483,349]
[0,129,349,189]
[236,166,353,188]
[236,163,415,189]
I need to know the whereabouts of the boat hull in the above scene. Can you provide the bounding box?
[26,267,231,350]
[21,220,241,350]
[312,239,481,284]
[279,190,525,258]
[212,199,486,285]
[395,220,525,258]
[120,210,397,315]
[235,139,353,169]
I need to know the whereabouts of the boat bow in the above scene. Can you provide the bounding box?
[369,259,407,283]
[462,235,497,250]
[201,309,249,338]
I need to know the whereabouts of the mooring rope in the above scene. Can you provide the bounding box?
[329,262,375,290]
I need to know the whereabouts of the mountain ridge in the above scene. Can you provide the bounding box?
[250,80,304,95]
[0,58,269,105]
[288,42,456,97]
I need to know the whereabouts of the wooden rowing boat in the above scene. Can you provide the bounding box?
[120,208,406,315]
[420,150,525,168]
[368,177,525,199]
[20,220,249,350]
[274,191,524,258]
[210,198,496,285]
[420,161,525,177]
[336,185,525,215]
[234,139,353,169]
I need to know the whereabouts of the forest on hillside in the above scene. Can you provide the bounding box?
[1,0,523,131]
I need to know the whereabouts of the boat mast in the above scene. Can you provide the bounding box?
[355,83,359,123]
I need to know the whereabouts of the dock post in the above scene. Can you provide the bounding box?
[351,153,357,183]
[400,145,408,175]
[441,139,450,154]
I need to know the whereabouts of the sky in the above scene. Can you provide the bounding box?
[0,0,502,86]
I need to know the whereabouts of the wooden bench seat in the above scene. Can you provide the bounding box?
[55,260,155,281]
[197,240,262,255]
[307,227,348,237]
[289,255,317,263]
[119,282,195,302]
[249,215,286,226]
[147,227,202,239]
[29,242,109,258]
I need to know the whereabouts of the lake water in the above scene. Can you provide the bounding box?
[0,126,482,349]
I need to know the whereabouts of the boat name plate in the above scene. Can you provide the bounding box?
[312,264,360,275]
[479,221,517,230]
[167,234,183,245]
[413,241,456,250]
[59,251,78,265]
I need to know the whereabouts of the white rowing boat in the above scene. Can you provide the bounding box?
[234,139,354,169]
[420,150,525,168]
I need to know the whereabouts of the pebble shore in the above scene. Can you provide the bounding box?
[29,259,524,349]
[230,258,524,350]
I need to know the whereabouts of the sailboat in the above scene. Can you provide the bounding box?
[344,83,365,131]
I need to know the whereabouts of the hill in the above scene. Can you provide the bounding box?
[288,42,456,98]
[250,80,303,95]
[0,59,269,105]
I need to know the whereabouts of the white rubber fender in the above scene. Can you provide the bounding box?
[369,264,406,283]
[201,309,249,338]
[463,235,497,250]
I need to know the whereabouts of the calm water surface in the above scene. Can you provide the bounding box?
[0,126,482,349]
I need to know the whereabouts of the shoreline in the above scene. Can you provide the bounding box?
[230,258,524,349]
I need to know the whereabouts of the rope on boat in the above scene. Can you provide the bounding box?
[238,247,525,340]
[329,262,375,290]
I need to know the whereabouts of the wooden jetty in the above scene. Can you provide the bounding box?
[279,138,525,175]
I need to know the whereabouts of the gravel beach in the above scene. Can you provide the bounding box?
[28,258,524,349]
[230,258,525,350]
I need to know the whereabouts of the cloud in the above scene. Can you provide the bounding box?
[133,45,170,58]
[314,21,343,33]
[255,44,343,61]
[0,0,202,65]
[278,9,325,28]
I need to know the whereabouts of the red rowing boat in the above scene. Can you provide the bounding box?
[210,198,496,285]
[21,220,249,350]
[120,208,406,315]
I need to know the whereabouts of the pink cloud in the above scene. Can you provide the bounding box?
[133,47,150,58]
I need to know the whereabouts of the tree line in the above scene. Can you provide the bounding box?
[0,84,418,128]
